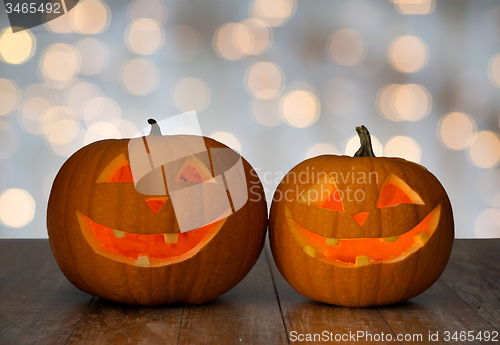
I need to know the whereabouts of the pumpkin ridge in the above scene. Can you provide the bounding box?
[58,142,97,294]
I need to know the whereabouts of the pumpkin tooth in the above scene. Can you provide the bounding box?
[355,255,370,267]
[414,232,429,247]
[325,238,339,247]
[303,245,318,258]
[113,229,125,238]
[164,233,178,244]
[380,235,399,243]
[135,254,151,267]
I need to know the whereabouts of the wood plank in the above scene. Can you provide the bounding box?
[178,251,288,345]
[440,239,500,331]
[0,239,92,345]
[378,279,498,344]
[266,246,398,345]
[68,299,184,345]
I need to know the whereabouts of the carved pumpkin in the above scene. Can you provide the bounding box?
[47,120,267,305]
[269,126,454,307]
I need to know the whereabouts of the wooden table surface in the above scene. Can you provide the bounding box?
[0,239,499,345]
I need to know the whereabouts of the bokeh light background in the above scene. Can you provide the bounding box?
[0,0,499,238]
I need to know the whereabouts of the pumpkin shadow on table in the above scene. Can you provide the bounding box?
[287,296,420,310]
[91,297,185,312]
[375,300,419,309]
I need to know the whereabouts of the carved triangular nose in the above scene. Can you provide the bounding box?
[145,197,169,214]
[352,212,369,227]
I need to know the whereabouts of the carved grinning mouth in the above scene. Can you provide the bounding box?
[76,210,229,267]
[285,204,441,267]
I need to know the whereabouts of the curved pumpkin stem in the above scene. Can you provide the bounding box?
[354,125,375,157]
[148,119,162,136]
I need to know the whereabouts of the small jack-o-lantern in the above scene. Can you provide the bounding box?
[47,120,267,305]
[269,126,454,307]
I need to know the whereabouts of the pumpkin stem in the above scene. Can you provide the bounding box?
[148,119,162,136]
[354,125,375,157]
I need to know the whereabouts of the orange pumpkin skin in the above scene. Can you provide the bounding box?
[47,137,267,305]
[269,154,454,307]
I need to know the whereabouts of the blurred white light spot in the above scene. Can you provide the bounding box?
[280,88,320,128]
[115,119,138,138]
[474,209,500,238]
[120,59,159,96]
[233,22,255,55]
[0,121,20,159]
[45,11,75,33]
[213,23,246,60]
[129,0,167,24]
[468,131,500,169]
[84,97,122,127]
[0,79,20,116]
[345,134,383,156]
[392,0,435,15]
[165,25,201,61]
[75,38,109,75]
[42,107,81,145]
[210,132,242,153]
[323,78,359,116]
[49,132,85,158]
[0,28,36,65]
[327,29,367,66]
[305,143,338,159]
[377,84,431,121]
[173,77,211,114]
[216,19,272,58]
[40,43,81,89]
[478,169,500,206]
[22,84,53,101]
[21,97,54,135]
[384,136,422,163]
[126,18,165,55]
[66,82,103,116]
[85,122,121,145]
[251,98,283,127]
[71,0,110,34]
[242,18,273,55]
[492,192,500,209]
[387,35,429,73]
[245,62,285,99]
[0,189,36,228]
[250,0,296,27]
[488,53,500,88]
[438,112,477,150]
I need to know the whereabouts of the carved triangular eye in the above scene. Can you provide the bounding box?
[174,156,216,183]
[145,197,169,214]
[96,153,134,183]
[298,173,343,212]
[376,174,424,208]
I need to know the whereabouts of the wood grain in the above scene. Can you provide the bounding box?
[68,298,184,345]
[178,251,287,345]
[0,239,92,345]
[1,239,500,344]
[378,280,497,344]
[440,239,500,331]
[266,246,398,345]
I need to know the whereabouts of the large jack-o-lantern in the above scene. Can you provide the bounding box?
[269,126,454,307]
[47,120,267,305]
